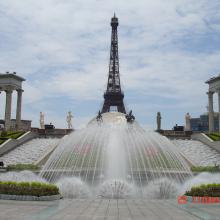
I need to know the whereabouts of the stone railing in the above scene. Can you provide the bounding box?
[31,128,73,138]
[158,130,192,139]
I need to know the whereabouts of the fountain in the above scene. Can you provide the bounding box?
[38,112,193,198]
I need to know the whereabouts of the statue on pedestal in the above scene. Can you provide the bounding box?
[185,112,191,131]
[39,112,45,129]
[66,111,73,129]
[157,112,162,131]
[125,110,135,123]
[96,110,103,124]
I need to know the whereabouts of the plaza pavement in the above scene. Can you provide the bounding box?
[0,199,219,220]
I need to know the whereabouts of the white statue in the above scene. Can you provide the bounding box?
[39,112,45,129]
[66,111,73,129]
[185,112,191,131]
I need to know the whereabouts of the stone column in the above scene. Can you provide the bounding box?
[217,90,220,133]
[4,89,13,131]
[207,91,214,133]
[16,89,23,130]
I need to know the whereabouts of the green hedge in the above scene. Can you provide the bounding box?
[0,131,25,145]
[0,181,59,197]
[6,164,40,171]
[185,183,220,197]
[191,165,220,172]
[207,133,220,141]
[0,131,25,139]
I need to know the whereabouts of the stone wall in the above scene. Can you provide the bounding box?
[31,128,73,138]
[10,119,32,131]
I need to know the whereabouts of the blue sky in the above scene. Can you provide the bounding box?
[0,0,220,129]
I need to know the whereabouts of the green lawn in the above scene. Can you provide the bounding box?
[0,131,25,145]
[207,133,220,141]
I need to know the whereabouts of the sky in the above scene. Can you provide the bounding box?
[0,0,220,129]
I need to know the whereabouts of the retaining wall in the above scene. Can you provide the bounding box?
[0,131,38,156]
[0,194,61,201]
[191,133,220,153]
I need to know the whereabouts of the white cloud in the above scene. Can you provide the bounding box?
[0,0,220,128]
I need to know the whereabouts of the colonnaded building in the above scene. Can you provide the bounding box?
[188,75,220,133]
[0,72,31,131]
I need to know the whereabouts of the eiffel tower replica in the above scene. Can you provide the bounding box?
[101,14,126,114]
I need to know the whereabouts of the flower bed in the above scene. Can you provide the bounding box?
[0,181,59,197]
[6,164,40,171]
[185,183,220,197]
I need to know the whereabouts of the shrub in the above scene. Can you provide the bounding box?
[0,131,7,137]
[185,183,220,197]
[207,133,220,141]
[7,131,25,139]
[0,181,59,197]
[191,165,220,173]
[6,164,40,171]
[0,131,25,145]
[0,139,5,145]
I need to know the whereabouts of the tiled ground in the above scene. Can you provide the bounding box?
[0,199,219,220]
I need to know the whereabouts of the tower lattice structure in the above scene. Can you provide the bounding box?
[101,14,126,114]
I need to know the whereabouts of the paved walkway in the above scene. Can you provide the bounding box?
[0,199,219,220]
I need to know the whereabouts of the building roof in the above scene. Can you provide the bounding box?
[0,73,25,82]
[205,75,220,84]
